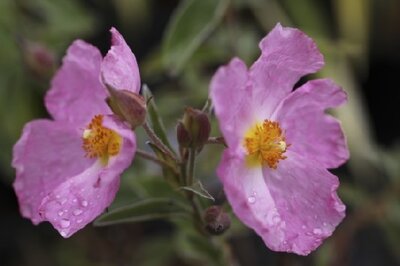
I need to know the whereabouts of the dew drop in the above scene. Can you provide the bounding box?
[72,199,77,203]
[59,198,67,205]
[77,219,82,224]
[334,203,346,212]
[60,219,70,228]
[81,200,88,207]
[73,209,83,216]
[60,231,67,237]
[272,216,281,224]
[58,211,64,217]
[247,196,256,204]
[313,228,322,235]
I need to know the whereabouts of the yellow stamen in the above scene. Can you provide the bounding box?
[244,120,288,169]
[82,115,122,165]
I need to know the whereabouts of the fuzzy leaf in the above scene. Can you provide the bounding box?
[162,0,229,75]
[94,198,189,226]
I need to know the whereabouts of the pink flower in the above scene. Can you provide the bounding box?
[12,28,140,237]
[210,24,349,255]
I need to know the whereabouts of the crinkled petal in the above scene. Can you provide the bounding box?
[102,27,141,93]
[263,152,345,255]
[38,115,136,237]
[13,116,136,237]
[12,120,94,224]
[45,40,110,126]
[210,58,255,151]
[249,23,324,117]
[218,151,345,255]
[273,79,349,168]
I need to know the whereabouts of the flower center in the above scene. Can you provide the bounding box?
[244,120,288,169]
[82,115,122,165]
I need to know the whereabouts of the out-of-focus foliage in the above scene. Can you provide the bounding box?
[1,0,400,265]
[0,0,94,181]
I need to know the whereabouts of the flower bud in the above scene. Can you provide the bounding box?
[177,107,211,151]
[203,205,231,235]
[105,84,146,129]
[21,40,55,79]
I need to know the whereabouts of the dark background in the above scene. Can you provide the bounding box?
[1,0,400,265]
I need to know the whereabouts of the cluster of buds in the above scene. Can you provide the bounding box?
[177,107,211,154]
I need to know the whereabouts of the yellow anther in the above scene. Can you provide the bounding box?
[244,120,288,169]
[82,115,122,165]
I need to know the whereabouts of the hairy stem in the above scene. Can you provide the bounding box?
[142,121,179,163]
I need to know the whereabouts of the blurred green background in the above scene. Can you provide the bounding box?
[1,0,400,265]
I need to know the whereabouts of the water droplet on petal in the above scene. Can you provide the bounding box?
[77,219,82,224]
[247,196,256,204]
[60,219,70,228]
[58,211,64,216]
[73,209,83,216]
[60,231,67,237]
[59,197,67,205]
[334,202,346,212]
[81,200,88,207]
[272,216,281,224]
[72,199,77,203]
[301,225,306,230]
[313,228,322,235]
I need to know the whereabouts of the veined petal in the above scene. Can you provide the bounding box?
[263,152,345,255]
[12,120,94,224]
[45,40,110,126]
[218,150,345,256]
[273,79,349,168]
[12,116,136,237]
[210,58,255,151]
[249,23,324,117]
[218,150,285,248]
[102,28,141,93]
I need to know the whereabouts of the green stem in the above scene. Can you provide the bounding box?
[136,149,178,174]
[187,148,196,187]
[142,121,179,163]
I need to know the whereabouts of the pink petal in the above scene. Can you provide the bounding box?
[45,40,110,126]
[101,28,141,93]
[210,58,255,151]
[249,23,324,117]
[12,120,94,224]
[218,151,345,255]
[12,116,136,237]
[273,79,349,168]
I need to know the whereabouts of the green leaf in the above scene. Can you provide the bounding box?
[162,0,229,75]
[142,84,174,151]
[94,198,189,226]
[180,180,215,201]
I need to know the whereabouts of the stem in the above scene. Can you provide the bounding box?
[142,121,178,163]
[187,148,196,187]
[136,149,177,173]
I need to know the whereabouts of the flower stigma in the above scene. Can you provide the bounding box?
[82,115,122,165]
[244,120,288,169]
